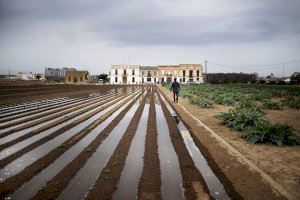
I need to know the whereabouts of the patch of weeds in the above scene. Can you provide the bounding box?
[58,144,66,148]
[102,132,110,137]
[84,147,94,153]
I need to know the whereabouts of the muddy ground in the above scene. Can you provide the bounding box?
[161,86,300,199]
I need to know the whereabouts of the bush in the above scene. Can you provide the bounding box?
[189,97,213,108]
[244,123,297,146]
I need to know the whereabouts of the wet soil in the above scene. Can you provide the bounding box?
[0,92,137,198]
[159,86,287,200]
[0,92,135,168]
[0,80,134,106]
[137,89,162,200]
[157,91,211,200]
[30,91,144,200]
[113,103,149,199]
[84,91,149,199]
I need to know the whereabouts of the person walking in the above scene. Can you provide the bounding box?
[170,78,180,103]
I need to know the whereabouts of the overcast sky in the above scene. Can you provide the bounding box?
[0,0,299,76]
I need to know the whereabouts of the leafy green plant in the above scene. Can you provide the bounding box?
[217,107,265,131]
[244,123,297,146]
[261,100,283,110]
[189,97,213,108]
[281,96,300,109]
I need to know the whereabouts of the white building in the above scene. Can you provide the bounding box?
[110,65,140,84]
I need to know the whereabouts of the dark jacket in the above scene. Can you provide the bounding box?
[171,81,180,93]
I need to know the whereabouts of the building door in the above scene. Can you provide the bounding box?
[123,76,127,84]
[167,77,172,83]
[74,77,77,83]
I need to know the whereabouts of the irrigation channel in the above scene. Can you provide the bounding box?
[0,85,231,199]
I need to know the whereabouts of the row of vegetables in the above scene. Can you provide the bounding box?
[164,83,300,146]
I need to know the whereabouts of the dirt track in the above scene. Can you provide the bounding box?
[0,84,289,200]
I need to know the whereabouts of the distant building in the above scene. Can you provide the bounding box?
[45,67,74,82]
[109,64,203,84]
[65,70,90,84]
[17,72,36,80]
[110,65,140,84]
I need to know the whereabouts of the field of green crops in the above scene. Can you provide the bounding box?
[164,83,300,146]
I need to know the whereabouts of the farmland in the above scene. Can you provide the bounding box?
[163,83,300,199]
[0,81,297,200]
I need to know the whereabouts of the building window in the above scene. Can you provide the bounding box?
[69,77,71,82]
[85,74,88,80]
[162,78,164,82]
[183,70,186,76]
[115,77,118,83]
[183,78,185,82]
[189,70,193,77]
[147,71,151,77]
[132,70,135,75]
[80,77,83,82]
[180,78,182,82]
[197,70,199,77]
[132,77,135,83]
[147,78,151,82]
[124,69,126,75]
[115,69,118,75]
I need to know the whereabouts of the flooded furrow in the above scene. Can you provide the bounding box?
[0,92,138,181]
[0,92,136,160]
[0,97,79,118]
[0,97,70,115]
[0,91,119,125]
[155,93,184,200]
[0,89,134,137]
[8,92,141,200]
[57,96,141,200]
[0,86,125,117]
[113,103,149,200]
[0,91,123,130]
[159,91,229,200]
[0,91,131,145]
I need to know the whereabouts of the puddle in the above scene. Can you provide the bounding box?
[9,92,141,200]
[113,103,149,200]
[159,93,229,200]
[0,91,140,181]
[155,94,184,200]
[57,96,142,200]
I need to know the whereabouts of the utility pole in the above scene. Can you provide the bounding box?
[205,60,207,83]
